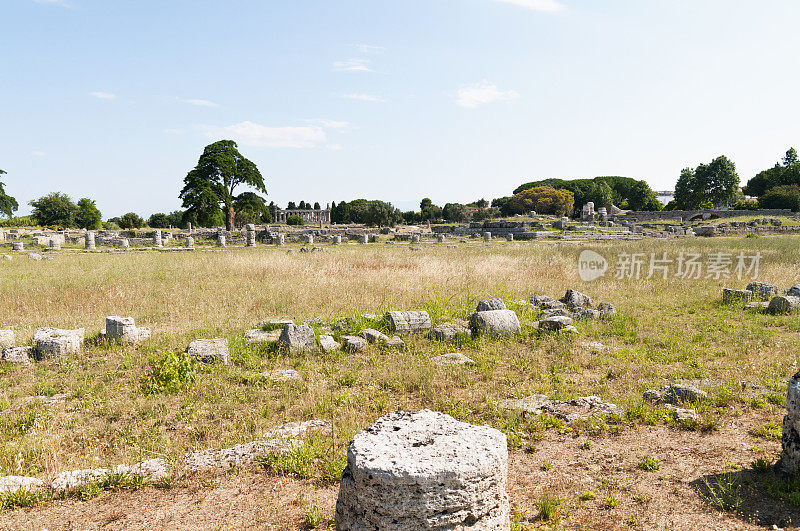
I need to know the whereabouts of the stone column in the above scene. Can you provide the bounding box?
[85,232,96,250]
[49,239,61,251]
[216,233,226,247]
[437,234,445,243]
[359,234,368,244]
[304,234,314,245]
[153,229,162,248]
[335,410,510,530]
[411,234,420,244]
[187,222,192,233]
[506,233,514,241]
[275,234,285,246]
[185,237,194,248]
[246,230,256,247]
[483,232,492,243]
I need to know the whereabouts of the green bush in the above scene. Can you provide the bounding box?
[143,351,197,394]
[286,215,304,226]
[759,185,800,211]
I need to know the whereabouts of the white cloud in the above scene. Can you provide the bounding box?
[333,59,373,72]
[183,98,219,107]
[456,80,519,108]
[355,44,385,54]
[89,91,116,100]
[205,121,327,149]
[31,151,46,157]
[342,93,385,102]
[315,120,351,130]
[492,0,564,11]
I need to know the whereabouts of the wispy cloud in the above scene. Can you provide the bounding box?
[89,91,116,100]
[31,151,46,157]
[456,80,519,108]
[181,98,220,107]
[333,59,373,72]
[492,0,565,12]
[204,121,327,149]
[355,44,385,54]
[342,93,385,103]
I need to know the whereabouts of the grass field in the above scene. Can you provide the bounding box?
[2,235,800,529]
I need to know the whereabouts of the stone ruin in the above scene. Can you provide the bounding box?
[103,316,151,344]
[780,371,800,474]
[335,410,510,530]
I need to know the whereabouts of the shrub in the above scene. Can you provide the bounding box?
[509,186,574,216]
[286,215,304,226]
[143,351,197,394]
[759,185,800,211]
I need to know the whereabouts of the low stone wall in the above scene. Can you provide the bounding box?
[618,209,792,223]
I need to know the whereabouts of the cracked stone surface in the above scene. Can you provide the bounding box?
[342,336,366,353]
[244,329,281,344]
[643,384,707,405]
[560,289,594,309]
[469,310,521,337]
[278,324,317,354]
[362,328,390,344]
[1,346,32,364]
[262,369,300,382]
[187,338,229,364]
[497,395,621,423]
[51,459,171,492]
[33,327,84,360]
[431,352,476,366]
[385,311,432,334]
[429,322,471,341]
[476,298,507,312]
[319,335,341,352]
[0,329,14,349]
[184,420,325,471]
[0,476,44,494]
[335,410,510,530]
[780,371,800,474]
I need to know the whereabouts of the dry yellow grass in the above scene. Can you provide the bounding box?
[1,235,799,527]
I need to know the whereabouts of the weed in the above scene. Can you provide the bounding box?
[638,455,660,471]
[143,351,197,394]
[700,474,743,511]
[303,505,327,529]
[535,493,563,522]
[579,491,595,501]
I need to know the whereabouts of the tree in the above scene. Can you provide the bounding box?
[233,191,272,225]
[118,212,144,229]
[30,192,78,227]
[0,169,19,219]
[313,202,321,210]
[491,196,514,216]
[743,148,800,198]
[75,198,102,229]
[442,203,469,222]
[286,215,303,226]
[148,213,171,228]
[287,201,297,210]
[675,156,739,209]
[298,201,307,209]
[509,186,574,216]
[627,180,662,211]
[179,140,266,231]
[420,198,441,220]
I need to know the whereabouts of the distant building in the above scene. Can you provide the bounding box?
[272,205,331,224]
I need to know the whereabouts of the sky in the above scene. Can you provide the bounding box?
[2,0,799,217]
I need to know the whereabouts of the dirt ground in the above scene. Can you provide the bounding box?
[2,410,795,531]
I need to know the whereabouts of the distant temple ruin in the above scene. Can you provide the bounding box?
[272,205,331,224]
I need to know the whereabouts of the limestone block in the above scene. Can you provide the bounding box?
[187,338,229,364]
[335,410,510,530]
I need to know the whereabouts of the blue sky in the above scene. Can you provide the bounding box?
[2,0,799,217]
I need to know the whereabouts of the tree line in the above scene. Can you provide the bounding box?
[2,143,799,229]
